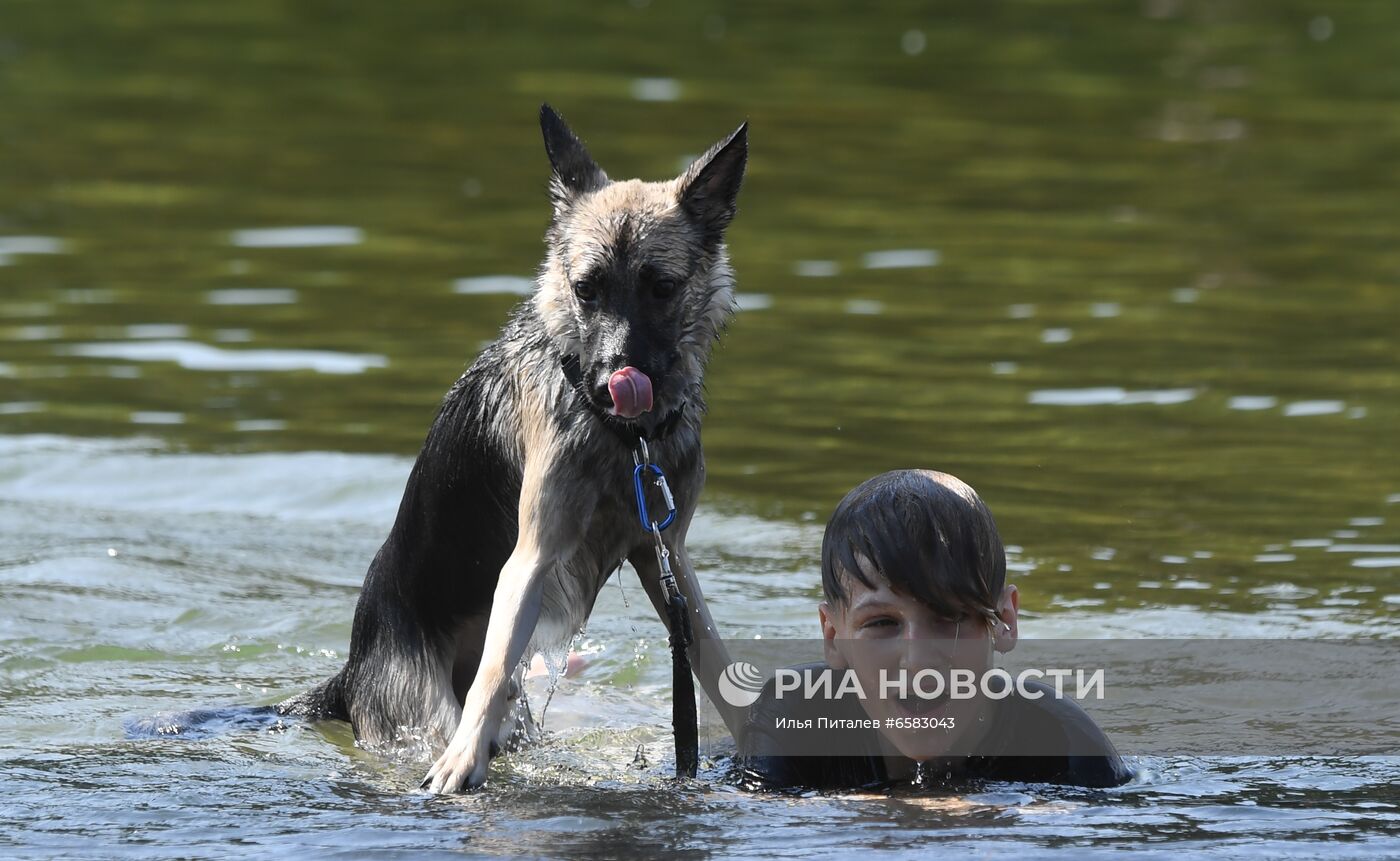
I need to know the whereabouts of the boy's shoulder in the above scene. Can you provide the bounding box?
[975,678,1130,787]
[996,678,1118,750]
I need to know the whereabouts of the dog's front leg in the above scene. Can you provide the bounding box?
[422,454,573,794]
[420,545,550,793]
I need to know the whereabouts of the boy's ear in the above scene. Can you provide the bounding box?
[678,121,748,241]
[540,103,607,214]
[819,601,849,670]
[993,585,1020,654]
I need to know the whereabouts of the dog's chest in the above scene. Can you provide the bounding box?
[528,434,697,653]
[529,479,646,651]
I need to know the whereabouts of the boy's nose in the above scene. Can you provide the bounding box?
[898,632,947,673]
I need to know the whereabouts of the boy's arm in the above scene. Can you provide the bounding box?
[628,535,744,741]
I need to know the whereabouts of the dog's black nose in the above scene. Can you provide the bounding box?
[590,380,613,407]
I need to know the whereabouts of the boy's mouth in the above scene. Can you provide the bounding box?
[894,690,951,718]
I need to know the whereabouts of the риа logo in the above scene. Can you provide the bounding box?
[717,661,765,708]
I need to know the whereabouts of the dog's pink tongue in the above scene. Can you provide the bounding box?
[607,367,653,418]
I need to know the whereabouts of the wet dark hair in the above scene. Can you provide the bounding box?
[821,470,1006,626]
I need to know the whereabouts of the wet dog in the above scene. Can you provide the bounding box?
[279,105,748,792]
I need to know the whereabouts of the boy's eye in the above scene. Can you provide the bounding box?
[862,617,898,630]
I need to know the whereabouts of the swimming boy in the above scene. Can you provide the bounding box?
[726,469,1131,790]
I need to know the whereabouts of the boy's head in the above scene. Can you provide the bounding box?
[817,469,1019,761]
[821,469,1009,629]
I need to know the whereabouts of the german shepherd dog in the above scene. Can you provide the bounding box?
[279,105,747,793]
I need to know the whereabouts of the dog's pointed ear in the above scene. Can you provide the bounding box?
[678,121,748,240]
[540,104,607,213]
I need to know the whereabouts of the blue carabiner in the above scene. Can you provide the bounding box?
[633,462,677,532]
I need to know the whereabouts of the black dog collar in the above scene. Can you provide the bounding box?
[559,353,687,444]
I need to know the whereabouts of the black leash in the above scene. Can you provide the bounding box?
[560,353,698,778]
[632,438,698,779]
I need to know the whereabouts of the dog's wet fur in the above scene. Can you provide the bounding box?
[254,105,749,792]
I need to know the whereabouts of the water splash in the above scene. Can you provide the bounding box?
[533,629,585,728]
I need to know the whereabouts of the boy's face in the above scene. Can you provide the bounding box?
[818,563,1019,762]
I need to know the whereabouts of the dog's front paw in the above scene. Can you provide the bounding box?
[420,734,497,794]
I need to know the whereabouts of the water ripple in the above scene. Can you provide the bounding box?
[631,77,681,102]
[844,299,884,315]
[0,236,66,265]
[229,226,363,248]
[1229,396,1277,411]
[1030,387,1197,406]
[792,260,839,278]
[58,341,387,374]
[452,276,535,295]
[863,249,940,269]
[1283,400,1345,417]
[733,293,772,312]
[206,289,299,305]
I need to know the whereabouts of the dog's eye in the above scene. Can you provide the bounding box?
[652,278,678,300]
[640,263,680,301]
[572,278,598,303]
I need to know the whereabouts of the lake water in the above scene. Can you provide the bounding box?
[2,1,1397,857]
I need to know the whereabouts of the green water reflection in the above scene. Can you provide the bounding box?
[2,1,1397,617]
